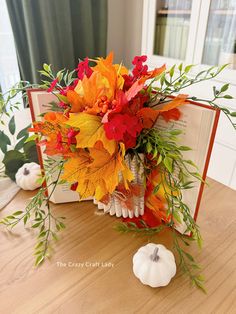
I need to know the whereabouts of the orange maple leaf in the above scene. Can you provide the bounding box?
[160,94,189,112]
[159,108,181,122]
[67,90,84,113]
[137,107,160,128]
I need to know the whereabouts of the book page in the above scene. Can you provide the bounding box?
[30,91,58,120]
[155,103,216,234]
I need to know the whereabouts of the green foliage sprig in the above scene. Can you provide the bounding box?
[150,64,236,129]
[117,127,206,291]
[0,81,38,125]
[0,157,66,266]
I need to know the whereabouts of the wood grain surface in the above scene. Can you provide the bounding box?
[0,178,236,314]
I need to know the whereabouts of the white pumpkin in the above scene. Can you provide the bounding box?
[133,243,176,288]
[15,162,42,190]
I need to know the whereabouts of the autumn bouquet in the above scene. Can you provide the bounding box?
[1,53,236,291]
[33,53,188,219]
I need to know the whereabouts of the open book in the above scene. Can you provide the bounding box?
[27,89,91,204]
[154,99,220,234]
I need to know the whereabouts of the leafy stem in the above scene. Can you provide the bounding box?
[0,158,66,266]
[172,230,206,293]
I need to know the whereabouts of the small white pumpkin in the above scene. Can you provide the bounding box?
[15,162,42,190]
[133,243,176,288]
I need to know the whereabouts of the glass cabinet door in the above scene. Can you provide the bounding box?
[202,0,236,68]
[154,0,193,60]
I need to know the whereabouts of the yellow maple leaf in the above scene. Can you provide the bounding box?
[87,142,133,199]
[61,151,97,199]
[65,112,117,155]
[94,179,108,200]
[77,179,96,199]
[61,151,91,182]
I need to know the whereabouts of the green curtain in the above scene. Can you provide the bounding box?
[6,0,107,83]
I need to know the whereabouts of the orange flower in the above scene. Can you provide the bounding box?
[66,52,129,115]
[32,112,78,157]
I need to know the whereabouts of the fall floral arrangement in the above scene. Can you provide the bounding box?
[1,53,236,291]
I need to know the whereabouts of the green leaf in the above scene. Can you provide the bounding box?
[0,130,11,154]
[164,78,171,86]
[230,112,236,117]
[25,134,38,143]
[16,124,31,139]
[8,115,16,135]
[153,184,160,194]
[13,211,23,216]
[169,65,175,77]
[52,232,58,241]
[39,70,51,78]
[217,64,229,73]
[178,146,191,151]
[58,179,67,184]
[23,141,39,163]
[10,89,17,98]
[57,94,69,104]
[24,215,29,225]
[35,254,45,267]
[146,142,152,153]
[43,63,51,72]
[36,176,45,185]
[184,64,194,73]
[59,222,66,229]
[163,156,173,173]
[220,83,229,93]
[184,160,198,168]
[173,210,182,223]
[160,74,165,86]
[38,231,46,238]
[183,251,195,262]
[2,150,25,180]
[223,95,233,99]
[32,222,41,228]
[152,148,157,158]
[156,154,162,166]
[220,107,230,114]
[196,70,206,79]
[14,136,28,151]
[178,63,183,72]
[191,172,203,181]
[169,129,182,135]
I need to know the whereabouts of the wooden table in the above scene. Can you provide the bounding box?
[0,178,236,314]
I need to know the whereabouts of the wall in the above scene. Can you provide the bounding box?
[107,0,143,67]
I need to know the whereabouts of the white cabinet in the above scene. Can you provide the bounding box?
[142,0,236,189]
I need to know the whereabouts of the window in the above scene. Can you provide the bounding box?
[0,0,21,97]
